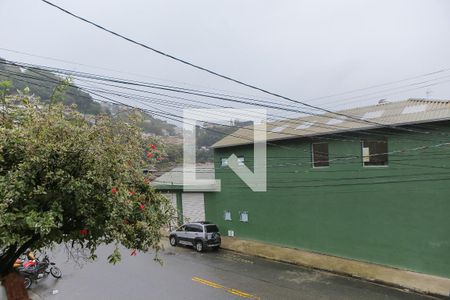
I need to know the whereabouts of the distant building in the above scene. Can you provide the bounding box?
[206,99,450,279]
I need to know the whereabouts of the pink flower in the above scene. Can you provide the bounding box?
[150,144,156,149]
[111,187,118,194]
[146,152,153,158]
[139,204,145,210]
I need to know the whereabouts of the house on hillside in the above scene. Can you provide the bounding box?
[205,98,450,280]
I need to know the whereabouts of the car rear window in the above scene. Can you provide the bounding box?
[205,225,219,233]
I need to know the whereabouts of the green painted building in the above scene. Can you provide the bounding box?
[205,99,450,279]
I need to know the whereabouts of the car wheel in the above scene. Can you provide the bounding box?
[195,241,204,252]
[169,235,177,247]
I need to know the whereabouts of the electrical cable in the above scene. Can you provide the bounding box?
[39,0,438,132]
[3,59,448,144]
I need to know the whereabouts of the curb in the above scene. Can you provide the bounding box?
[219,236,450,298]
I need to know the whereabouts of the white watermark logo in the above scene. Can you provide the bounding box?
[183,108,267,192]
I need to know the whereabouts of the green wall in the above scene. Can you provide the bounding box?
[205,123,450,278]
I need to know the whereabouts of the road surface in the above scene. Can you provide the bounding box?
[30,241,437,300]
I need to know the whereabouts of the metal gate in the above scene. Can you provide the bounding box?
[182,193,205,223]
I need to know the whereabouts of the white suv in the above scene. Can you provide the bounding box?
[169,222,221,252]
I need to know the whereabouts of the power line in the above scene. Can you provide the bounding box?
[48,85,450,169]
[323,76,450,109]
[0,66,429,152]
[0,62,383,140]
[4,67,450,175]
[39,0,414,129]
[4,56,450,143]
[18,66,450,168]
[3,58,445,141]
[2,61,449,147]
[3,46,450,119]
[5,57,450,158]
[155,174,450,189]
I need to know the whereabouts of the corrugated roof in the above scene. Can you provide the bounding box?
[212,99,450,148]
[151,163,218,192]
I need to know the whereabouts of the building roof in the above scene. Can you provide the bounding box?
[151,163,218,192]
[212,99,450,148]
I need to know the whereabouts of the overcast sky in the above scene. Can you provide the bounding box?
[1,0,450,122]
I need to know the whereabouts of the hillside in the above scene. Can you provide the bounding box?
[0,57,177,136]
[0,57,104,115]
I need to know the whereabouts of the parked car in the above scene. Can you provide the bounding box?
[169,221,221,252]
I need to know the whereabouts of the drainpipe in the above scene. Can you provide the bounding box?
[176,191,183,226]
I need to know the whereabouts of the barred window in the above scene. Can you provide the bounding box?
[312,143,329,167]
[362,139,388,166]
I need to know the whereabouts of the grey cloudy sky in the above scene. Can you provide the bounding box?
[1,0,450,122]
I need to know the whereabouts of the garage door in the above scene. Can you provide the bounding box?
[182,193,205,223]
[162,193,177,210]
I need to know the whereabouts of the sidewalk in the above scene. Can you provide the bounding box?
[219,236,450,298]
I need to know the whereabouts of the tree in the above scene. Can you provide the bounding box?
[0,58,182,136]
[0,59,106,116]
[0,82,174,280]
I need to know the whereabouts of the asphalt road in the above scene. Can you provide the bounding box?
[30,241,438,300]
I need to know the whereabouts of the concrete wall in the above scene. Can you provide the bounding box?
[205,123,450,278]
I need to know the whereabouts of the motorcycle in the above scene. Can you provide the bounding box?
[17,255,62,289]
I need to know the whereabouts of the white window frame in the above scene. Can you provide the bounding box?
[239,211,249,223]
[237,156,245,166]
[220,158,228,167]
[361,139,389,167]
[224,210,232,221]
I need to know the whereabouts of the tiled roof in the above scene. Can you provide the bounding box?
[212,99,450,148]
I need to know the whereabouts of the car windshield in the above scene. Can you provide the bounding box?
[205,225,219,233]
